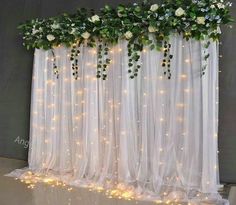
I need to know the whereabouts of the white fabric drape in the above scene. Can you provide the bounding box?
[8,35,227,204]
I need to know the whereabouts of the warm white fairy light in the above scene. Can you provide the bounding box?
[185,59,190,63]
[177,117,183,122]
[159,90,165,94]
[123,89,128,95]
[180,74,187,79]
[184,89,190,93]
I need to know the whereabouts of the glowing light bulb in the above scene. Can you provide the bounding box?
[185,59,190,63]
[181,74,187,79]
[159,90,165,94]
[123,89,128,94]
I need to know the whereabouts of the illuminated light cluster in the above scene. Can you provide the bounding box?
[15,171,213,204]
[15,171,69,190]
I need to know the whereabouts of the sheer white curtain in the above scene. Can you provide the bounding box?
[8,34,227,204]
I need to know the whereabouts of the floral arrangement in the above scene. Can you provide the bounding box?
[18,0,233,80]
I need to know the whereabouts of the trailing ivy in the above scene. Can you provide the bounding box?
[161,41,173,79]
[97,40,111,80]
[70,42,81,80]
[51,49,59,79]
[201,40,211,76]
[127,41,143,79]
[18,0,233,80]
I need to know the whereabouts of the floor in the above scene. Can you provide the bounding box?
[0,157,235,205]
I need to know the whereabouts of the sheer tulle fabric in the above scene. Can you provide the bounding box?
[8,35,227,204]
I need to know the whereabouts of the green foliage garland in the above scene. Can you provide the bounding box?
[18,0,233,79]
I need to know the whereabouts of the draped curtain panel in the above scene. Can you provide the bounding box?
[8,35,227,204]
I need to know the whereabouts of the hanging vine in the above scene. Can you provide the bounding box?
[127,41,142,79]
[70,42,81,80]
[97,40,111,80]
[161,41,173,79]
[51,49,59,79]
[201,40,211,76]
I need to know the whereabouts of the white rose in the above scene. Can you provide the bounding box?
[175,7,185,17]
[216,26,222,34]
[150,4,159,12]
[81,32,90,39]
[196,17,206,25]
[124,31,133,39]
[117,12,123,17]
[32,28,39,34]
[217,3,225,9]
[89,15,100,23]
[70,28,77,34]
[46,34,55,41]
[51,23,60,29]
[148,26,158,33]
[210,5,215,9]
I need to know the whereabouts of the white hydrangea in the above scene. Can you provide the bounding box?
[81,32,90,39]
[124,31,133,39]
[89,15,100,23]
[32,28,39,34]
[217,3,225,9]
[51,23,60,29]
[196,17,206,25]
[70,28,77,34]
[46,34,55,41]
[117,12,123,17]
[150,4,159,12]
[148,26,158,33]
[175,7,185,17]
[216,26,222,34]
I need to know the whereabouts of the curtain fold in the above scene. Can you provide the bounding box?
[8,34,227,204]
